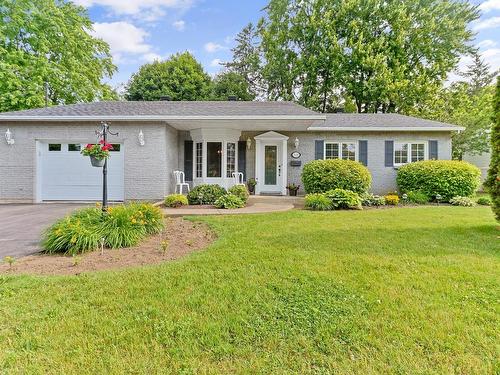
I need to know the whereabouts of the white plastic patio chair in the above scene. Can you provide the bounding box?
[173,170,190,194]
[232,172,245,186]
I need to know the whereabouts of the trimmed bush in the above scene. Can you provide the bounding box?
[361,193,386,207]
[42,203,164,255]
[304,193,332,211]
[302,159,371,194]
[397,160,481,201]
[164,194,188,208]
[385,194,400,205]
[485,76,499,221]
[325,189,362,210]
[187,184,226,205]
[228,185,250,203]
[476,196,492,206]
[450,196,475,207]
[405,191,430,205]
[214,194,245,209]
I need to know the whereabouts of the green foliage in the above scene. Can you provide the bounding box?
[325,189,362,210]
[384,195,400,206]
[405,191,430,205]
[228,185,250,203]
[42,203,164,255]
[450,196,475,207]
[244,0,479,112]
[301,159,371,194]
[485,76,500,221]
[187,184,226,205]
[476,196,492,206]
[164,194,189,208]
[0,0,116,112]
[125,52,211,101]
[304,193,331,211]
[210,71,255,101]
[214,194,246,209]
[361,193,386,207]
[397,160,481,201]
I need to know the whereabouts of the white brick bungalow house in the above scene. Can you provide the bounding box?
[0,101,463,202]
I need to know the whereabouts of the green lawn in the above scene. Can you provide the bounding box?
[0,207,498,374]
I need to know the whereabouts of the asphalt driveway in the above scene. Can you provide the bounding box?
[0,204,86,258]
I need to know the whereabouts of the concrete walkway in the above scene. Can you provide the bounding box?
[163,195,303,217]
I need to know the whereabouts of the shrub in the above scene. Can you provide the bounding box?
[485,76,499,221]
[42,203,164,255]
[361,193,386,207]
[405,191,430,205]
[397,160,481,202]
[302,159,371,194]
[214,194,245,209]
[187,184,226,205]
[385,194,400,205]
[476,196,492,206]
[228,185,249,203]
[325,189,362,210]
[304,193,332,211]
[164,194,188,208]
[450,196,475,207]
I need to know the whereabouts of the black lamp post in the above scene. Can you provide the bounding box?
[96,122,118,212]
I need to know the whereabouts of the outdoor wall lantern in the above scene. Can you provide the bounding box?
[138,130,145,146]
[294,137,300,149]
[246,137,252,150]
[5,128,15,145]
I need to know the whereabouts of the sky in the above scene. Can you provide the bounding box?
[73,0,500,90]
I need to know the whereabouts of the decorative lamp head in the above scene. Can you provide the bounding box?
[5,128,14,145]
[294,137,300,149]
[246,137,252,150]
[138,130,145,146]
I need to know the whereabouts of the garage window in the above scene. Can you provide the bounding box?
[68,144,81,152]
[48,144,61,151]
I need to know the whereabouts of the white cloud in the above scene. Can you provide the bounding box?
[143,52,162,62]
[477,39,497,49]
[91,22,156,63]
[73,0,193,20]
[482,48,500,72]
[172,20,186,31]
[473,16,500,31]
[210,58,222,67]
[479,0,500,12]
[204,42,225,53]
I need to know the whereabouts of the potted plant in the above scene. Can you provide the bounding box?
[247,178,257,195]
[81,140,113,167]
[286,183,300,196]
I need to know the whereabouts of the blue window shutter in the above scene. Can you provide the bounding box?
[385,140,394,167]
[315,140,324,160]
[429,140,438,160]
[359,140,368,166]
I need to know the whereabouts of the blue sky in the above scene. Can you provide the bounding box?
[73,0,500,89]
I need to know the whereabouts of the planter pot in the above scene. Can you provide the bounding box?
[90,156,105,167]
[288,189,298,197]
[248,185,256,194]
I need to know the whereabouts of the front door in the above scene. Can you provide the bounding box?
[260,142,283,194]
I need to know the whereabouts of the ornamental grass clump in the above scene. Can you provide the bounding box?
[304,193,332,211]
[164,194,189,208]
[42,203,164,255]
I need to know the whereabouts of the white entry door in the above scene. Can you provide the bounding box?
[39,142,124,201]
[260,142,283,194]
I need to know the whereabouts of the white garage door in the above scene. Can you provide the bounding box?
[40,142,124,201]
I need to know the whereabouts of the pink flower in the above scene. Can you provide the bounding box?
[85,144,93,149]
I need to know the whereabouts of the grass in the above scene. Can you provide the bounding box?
[0,207,498,374]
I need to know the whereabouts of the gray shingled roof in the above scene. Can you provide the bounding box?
[308,113,463,131]
[0,101,319,117]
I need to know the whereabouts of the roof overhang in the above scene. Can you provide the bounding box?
[307,126,465,132]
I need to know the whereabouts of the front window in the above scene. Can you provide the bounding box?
[206,142,222,178]
[196,143,203,178]
[325,142,356,161]
[226,142,236,178]
[394,143,425,166]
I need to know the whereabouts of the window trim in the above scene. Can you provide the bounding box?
[393,142,427,167]
[324,141,357,161]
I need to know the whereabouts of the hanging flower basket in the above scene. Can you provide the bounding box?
[81,141,113,168]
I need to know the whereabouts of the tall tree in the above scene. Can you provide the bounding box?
[210,71,255,101]
[461,52,497,94]
[0,0,116,112]
[232,0,479,112]
[125,52,211,101]
[485,76,500,221]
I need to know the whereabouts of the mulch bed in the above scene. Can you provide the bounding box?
[0,218,216,276]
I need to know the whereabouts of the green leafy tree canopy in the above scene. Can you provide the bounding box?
[485,77,500,221]
[210,71,255,101]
